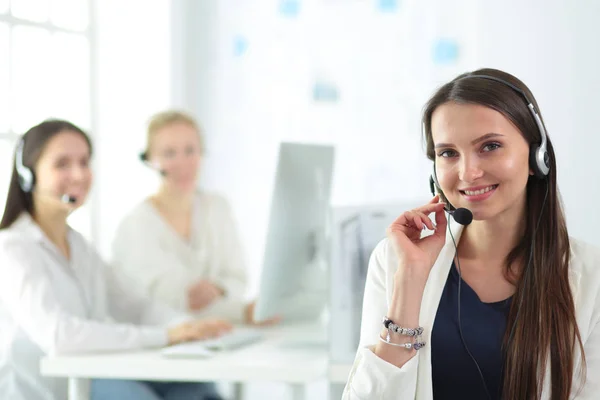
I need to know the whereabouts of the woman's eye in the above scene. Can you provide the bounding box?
[185,146,196,155]
[482,142,501,152]
[438,149,457,158]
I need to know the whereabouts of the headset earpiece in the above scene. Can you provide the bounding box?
[529,145,550,179]
[15,138,34,193]
[429,175,436,197]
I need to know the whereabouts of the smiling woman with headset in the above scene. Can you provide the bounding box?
[0,120,231,400]
[343,68,600,399]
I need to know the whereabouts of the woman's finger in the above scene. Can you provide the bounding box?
[413,210,435,230]
[415,201,446,215]
[428,195,440,204]
[412,214,424,231]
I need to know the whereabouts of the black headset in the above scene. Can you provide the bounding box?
[428,74,550,208]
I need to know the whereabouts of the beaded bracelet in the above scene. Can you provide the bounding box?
[380,316,426,350]
[382,316,424,337]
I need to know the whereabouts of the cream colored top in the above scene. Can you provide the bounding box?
[111,191,248,322]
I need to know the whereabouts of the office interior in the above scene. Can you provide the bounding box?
[1,0,599,399]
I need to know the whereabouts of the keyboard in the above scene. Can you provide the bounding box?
[161,328,264,358]
[198,327,263,350]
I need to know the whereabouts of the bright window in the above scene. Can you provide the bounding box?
[0,1,93,239]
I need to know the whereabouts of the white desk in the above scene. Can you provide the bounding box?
[40,323,328,400]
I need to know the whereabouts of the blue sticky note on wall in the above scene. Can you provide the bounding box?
[279,0,300,18]
[312,81,339,102]
[233,35,248,57]
[377,0,399,12]
[433,39,459,64]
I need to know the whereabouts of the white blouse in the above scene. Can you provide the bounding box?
[0,213,187,400]
[111,191,248,322]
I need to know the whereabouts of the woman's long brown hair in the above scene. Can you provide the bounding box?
[422,68,585,399]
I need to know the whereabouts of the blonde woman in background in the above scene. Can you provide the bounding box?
[112,110,276,325]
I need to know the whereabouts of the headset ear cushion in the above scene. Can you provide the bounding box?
[139,152,147,162]
[529,146,539,176]
[529,145,549,179]
[19,169,34,192]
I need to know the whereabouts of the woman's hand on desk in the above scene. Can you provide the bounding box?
[167,319,233,345]
[243,301,281,326]
[187,280,224,311]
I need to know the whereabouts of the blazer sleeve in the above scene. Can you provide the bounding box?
[573,319,600,398]
[568,239,600,399]
[101,255,191,327]
[0,237,169,355]
[343,239,419,399]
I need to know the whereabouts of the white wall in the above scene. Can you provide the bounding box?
[564,1,600,243]
[173,1,600,284]
[94,0,172,258]
[175,0,485,300]
[467,0,600,246]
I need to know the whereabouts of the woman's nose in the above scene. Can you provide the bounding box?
[458,156,484,183]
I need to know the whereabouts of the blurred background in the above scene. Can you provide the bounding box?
[1,0,599,398]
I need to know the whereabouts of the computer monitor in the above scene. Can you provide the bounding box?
[253,142,335,323]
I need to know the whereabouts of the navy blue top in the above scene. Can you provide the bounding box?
[431,263,512,400]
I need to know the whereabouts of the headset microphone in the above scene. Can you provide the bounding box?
[447,207,473,226]
[139,152,167,176]
[60,194,77,204]
[429,175,474,226]
[37,191,78,204]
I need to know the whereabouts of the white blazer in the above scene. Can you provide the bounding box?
[111,191,248,322]
[0,213,188,400]
[343,220,600,399]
